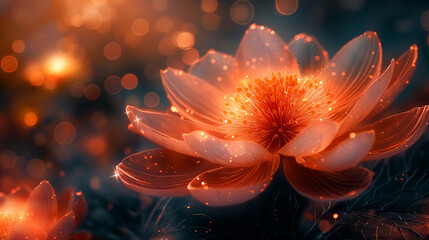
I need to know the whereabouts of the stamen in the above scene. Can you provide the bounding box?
[220,72,334,153]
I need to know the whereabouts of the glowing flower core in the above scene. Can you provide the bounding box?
[0,208,27,238]
[221,73,334,152]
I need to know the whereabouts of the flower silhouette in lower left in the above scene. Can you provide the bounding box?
[0,181,89,240]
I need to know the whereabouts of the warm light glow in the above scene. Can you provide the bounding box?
[0,204,28,238]
[44,54,75,77]
[24,112,38,127]
[175,31,195,49]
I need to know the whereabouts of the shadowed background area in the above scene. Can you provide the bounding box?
[0,0,428,239]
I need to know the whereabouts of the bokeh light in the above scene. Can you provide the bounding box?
[132,19,150,36]
[230,0,254,25]
[43,54,75,78]
[202,13,220,31]
[54,122,76,145]
[104,75,122,95]
[143,91,160,108]
[104,42,122,60]
[1,56,18,73]
[24,112,38,127]
[85,84,101,101]
[11,40,25,53]
[175,31,195,49]
[121,73,138,90]
[26,158,45,177]
[201,0,218,13]
[275,0,299,15]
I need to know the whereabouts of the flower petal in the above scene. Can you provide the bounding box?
[46,210,75,240]
[282,156,373,201]
[116,148,218,196]
[126,105,206,157]
[8,220,47,240]
[298,130,375,171]
[161,68,224,127]
[188,156,279,206]
[189,49,236,92]
[336,59,394,136]
[288,33,329,76]
[183,131,272,167]
[56,187,75,219]
[25,180,57,231]
[369,45,418,117]
[71,192,86,227]
[320,31,382,109]
[279,121,339,156]
[360,105,429,161]
[234,24,300,81]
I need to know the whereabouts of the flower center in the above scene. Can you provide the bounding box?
[220,73,334,153]
[0,208,27,238]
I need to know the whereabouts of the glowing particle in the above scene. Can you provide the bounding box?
[349,132,356,138]
[176,32,195,49]
[24,112,38,127]
[333,213,339,219]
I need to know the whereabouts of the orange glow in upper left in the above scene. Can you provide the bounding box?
[43,54,76,78]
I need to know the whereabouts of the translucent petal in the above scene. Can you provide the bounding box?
[368,45,418,117]
[360,105,429,161]
[71,192,86,227]
[126,105,206,157]
[56,188,75,219]
[288,33,329,76]
[47,210,75,240]
[8,220,47,240]
[234,24,300,81]
[161,68,224,127]
[298,130,375,171]
[336,60,394,136]
[320,31,382,110]
[189,49,236,92]
[188,157,279,206]
[116,148,217,196]
[183,130,272,167]
[279,121,339,156]
[25,181,58,231]
[282,156,373,201]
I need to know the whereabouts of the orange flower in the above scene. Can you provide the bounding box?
[116,24,428,206]
[0,181,89,240]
